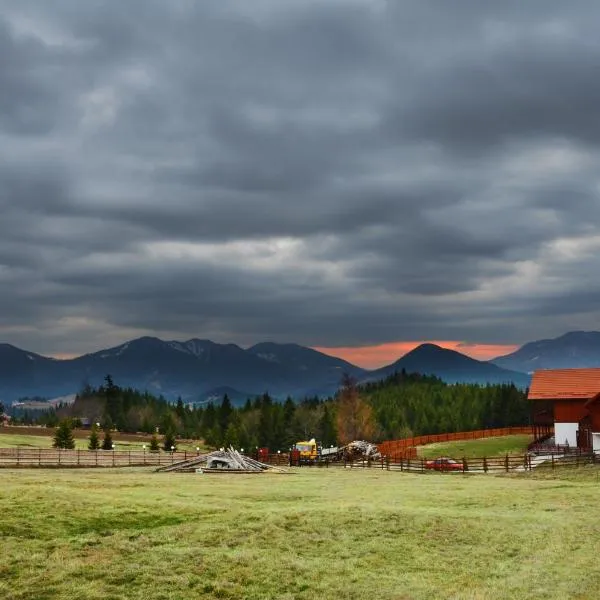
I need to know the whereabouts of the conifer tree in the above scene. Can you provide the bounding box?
[319,404,337,447]
[149,433,160,452]
[53,419,76,449]
[163,429,176,452]
[88,424,100,450]
[101,429,113,450]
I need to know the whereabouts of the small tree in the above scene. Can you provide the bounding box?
[101,429,113,450]
[163,430,177,452]
[53,419,75,449]
[88,424,100,450]
[149,433,160,452]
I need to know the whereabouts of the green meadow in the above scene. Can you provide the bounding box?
[0,431,206,452]
[1,466,599,600]
[417,434,533,459]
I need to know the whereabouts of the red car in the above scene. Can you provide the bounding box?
[425,457,464,471]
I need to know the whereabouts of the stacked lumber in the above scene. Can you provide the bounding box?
[156,447,286,473]
[340,440,381,462]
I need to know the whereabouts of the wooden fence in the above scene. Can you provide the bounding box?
[0,448,202,468]
[331,451,598,474]
[377,426,533,459]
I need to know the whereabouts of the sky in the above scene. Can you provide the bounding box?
[1,0,600,368]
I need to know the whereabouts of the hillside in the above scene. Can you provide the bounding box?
[361,371,529,441]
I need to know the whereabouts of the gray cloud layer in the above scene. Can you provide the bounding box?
[1,0,600,356]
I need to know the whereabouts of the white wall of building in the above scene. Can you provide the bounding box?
[592,433,600,452]
[554,422,578,447]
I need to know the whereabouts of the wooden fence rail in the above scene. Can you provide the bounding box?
[344,452,598,473]
[0,448,202,468]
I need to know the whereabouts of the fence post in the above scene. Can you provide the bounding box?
[483,457,488,473]
[551,454,555,470]
[95,450,98,466]
[16,446,20,466]
[129,451,132,466]
[38,448,42,467]
[58,449,61,466]
[504,454,509,473]
[462,457,468,473]
[421,459,424,473]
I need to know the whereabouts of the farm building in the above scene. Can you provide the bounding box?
[529,368,600,451]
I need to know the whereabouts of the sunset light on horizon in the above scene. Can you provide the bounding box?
[313,341,520,370]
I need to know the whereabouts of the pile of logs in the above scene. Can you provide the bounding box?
[339,440,381,462]
[157,447,286,473]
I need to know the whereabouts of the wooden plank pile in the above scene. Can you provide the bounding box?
[157,447,286,473]
[340,440,381,462]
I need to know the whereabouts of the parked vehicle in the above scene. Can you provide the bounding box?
[293,438,320,464]
[424,457,463,471]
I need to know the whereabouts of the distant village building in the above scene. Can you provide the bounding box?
[529,368,600,451]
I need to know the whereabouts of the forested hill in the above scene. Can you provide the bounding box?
[23,371,530,451]
[360,371,529,442]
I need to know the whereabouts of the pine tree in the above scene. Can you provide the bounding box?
[218,394,233,436]
[319,404,337,447]
[101,429,113,450]
[53,419,76,449]
[224,422,240,448]
[163,430,176,452]
[149,433,160,452]
[88,424,100,450]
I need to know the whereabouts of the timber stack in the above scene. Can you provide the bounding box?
[156,447,287,474]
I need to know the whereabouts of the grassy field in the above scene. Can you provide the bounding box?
[418,434,533,459]
[2,467,600,600]
[0,431,207,452]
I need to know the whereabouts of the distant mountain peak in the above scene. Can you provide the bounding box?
[493,330,600,373]
[367,341,528,387]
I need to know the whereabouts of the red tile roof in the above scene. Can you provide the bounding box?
[529,368,600,400]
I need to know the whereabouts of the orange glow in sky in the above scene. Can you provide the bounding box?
[313,341,519,369]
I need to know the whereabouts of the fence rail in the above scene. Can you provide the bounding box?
[377,426,533,457]
[0,448,201,468]
[342,451,598,473]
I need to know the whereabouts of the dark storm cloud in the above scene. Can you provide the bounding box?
[1,0,600,356]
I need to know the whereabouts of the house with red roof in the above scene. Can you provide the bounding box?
[529,368,600,450]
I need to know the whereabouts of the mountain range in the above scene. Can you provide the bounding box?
[0,335,532,405]
[4,330,600,405]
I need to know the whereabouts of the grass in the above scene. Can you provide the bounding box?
[0,431,207,452]
[1,466,600,600]
[418,434,533,459]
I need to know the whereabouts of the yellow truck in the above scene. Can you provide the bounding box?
[293,438,319,464]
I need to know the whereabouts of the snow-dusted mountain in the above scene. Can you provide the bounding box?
[492,331,600,373]
[0,337,367,403]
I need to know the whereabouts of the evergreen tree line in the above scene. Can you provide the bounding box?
[41,371,529,450]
